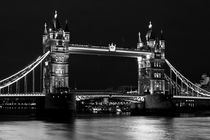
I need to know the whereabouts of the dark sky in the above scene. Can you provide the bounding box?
[0,0,210,89]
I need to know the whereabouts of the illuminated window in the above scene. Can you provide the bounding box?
[45,61,48,66]
[160,41,165,49]
[154,47,161,53]
[145,60,150,67]
[161,53,165,59]
[65,35,69,40]
[154,61,161,67]
[55,78,65,87]
[55,56,64,62]
[49,33,53,39]
[154,81,162,91]
[154,72,161,78]
[55,68,64,74]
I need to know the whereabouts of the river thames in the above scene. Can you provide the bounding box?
[0,114,210,140]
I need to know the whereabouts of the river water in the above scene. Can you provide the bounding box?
[0,114,210,140]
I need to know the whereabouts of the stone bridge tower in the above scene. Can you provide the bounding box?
[42,11,75,111]
[137,22,165,95]
[42,11,70,94]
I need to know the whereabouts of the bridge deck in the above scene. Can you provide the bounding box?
[0,92,142,98]
[173,95,210,100]
[1,93,210,100]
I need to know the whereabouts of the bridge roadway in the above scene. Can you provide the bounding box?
[0,91,142,98]
[173,95,210,100]
[1,92,210,100]
[58,44,152,58]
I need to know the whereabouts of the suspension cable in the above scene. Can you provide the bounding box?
[0,56,41,83]
[165,59,210,97]
[0,51,50,89]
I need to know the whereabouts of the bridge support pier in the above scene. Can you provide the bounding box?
[144,94,172,110]
[131,94,173,115]
[44,93,76,114]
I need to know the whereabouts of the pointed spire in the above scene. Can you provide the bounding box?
[44,22,48,34]
[137,32,143,49]
[138,32,142,43]
[64,20,70,32]
[159,29,165,49]
[54,10,58,19]
[146,21,153,41]
[52,10,61,30]
[148,21,152,29]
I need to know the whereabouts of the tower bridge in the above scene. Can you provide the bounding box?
[0,11,210,113]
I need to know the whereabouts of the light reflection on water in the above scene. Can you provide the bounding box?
[0,115,210,140]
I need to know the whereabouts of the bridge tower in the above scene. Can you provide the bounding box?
[43,11,70,94]
[137,22,165,95]
[149,31,165,94]
[42,11,75,112]
[134,23,171,113]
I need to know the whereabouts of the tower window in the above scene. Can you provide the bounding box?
[49,33,53,39]
[145,60,151,67]
[154,72,161,78]
[55,68,64,74]
[154,80,163,91]
[65,35,69,40]
[55,56,64,62]
[154,61,161,67]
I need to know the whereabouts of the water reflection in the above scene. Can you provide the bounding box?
[0,115,210,140]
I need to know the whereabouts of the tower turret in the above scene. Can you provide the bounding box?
[43,23,48,44]
[146,21,156,49]
[44,23,48,35]
[159,30,165,59]
[137,32,143,49]
[52,10,61,30]
[138,25,166,95]
[64,20,70,41]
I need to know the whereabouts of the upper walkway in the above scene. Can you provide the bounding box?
[53,44,152,58]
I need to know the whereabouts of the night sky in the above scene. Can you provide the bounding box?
[0,0,210,89]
